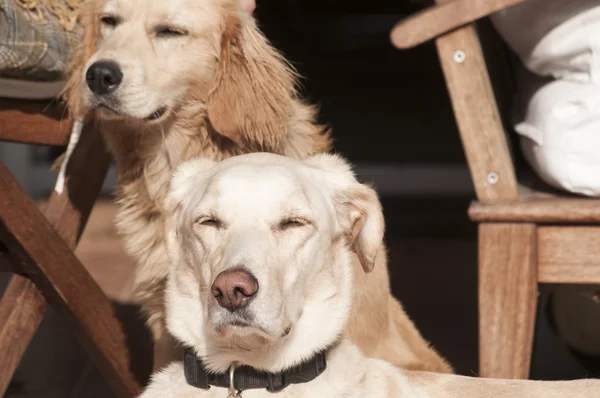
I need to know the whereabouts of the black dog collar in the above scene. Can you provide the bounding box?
[183,347,327,393]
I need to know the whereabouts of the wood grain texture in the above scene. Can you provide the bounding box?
[390,0,527,49]
[479,223,537,379]
[0,275,46,396]
[0,161,140,397]
[469,198,600,223]
[538,227,600,284]
[0,123,140,396]
[0,124,119,393]
[435,25,519,202]
[0,100,71,146]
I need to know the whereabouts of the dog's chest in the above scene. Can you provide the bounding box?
[142,147,177,204]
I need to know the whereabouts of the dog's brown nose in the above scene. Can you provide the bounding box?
[211,268,258,312]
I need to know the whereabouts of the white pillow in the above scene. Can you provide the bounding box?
[492,0,600,196]
[515,76,600,196]
[491,0,600,83]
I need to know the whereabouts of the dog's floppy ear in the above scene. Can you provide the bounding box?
[207,6,294,152]
[164,158,218,264]
[164,158,218,214]
[306,154,385,273]
[63,0,100,118]
[334,180,385,273]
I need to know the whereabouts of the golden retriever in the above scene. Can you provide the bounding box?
[140,152,599,397]
[65,0,450,372]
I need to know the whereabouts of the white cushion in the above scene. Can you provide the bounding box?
[491,0,600,83]
[515,76,600,196]
[492,0,600,196]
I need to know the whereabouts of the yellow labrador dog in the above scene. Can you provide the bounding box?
[65,0,449,372]
[140,153,599,397]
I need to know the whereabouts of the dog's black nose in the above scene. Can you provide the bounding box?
[86,61,123,95]
[211,268,258,312]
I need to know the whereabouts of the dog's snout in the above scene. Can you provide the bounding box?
[86,61,123,95]
[211,268,258,312]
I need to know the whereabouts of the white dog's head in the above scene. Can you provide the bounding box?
[164,153,385,372]
[66,0,295,148]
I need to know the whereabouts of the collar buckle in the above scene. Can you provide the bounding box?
[228,362,242,397]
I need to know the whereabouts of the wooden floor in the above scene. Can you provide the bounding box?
[74,202,137,303]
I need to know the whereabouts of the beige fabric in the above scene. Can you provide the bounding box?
[15,0,82,31]
[0,0,82,87]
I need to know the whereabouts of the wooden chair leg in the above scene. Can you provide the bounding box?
[0,168,140,397]
[0,275,46,396]
[435,23,534,379]
[479,223,538,379]
[0,124,114,393]
[0,124,142,396]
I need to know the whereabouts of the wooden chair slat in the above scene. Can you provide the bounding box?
[0,122,114,393]
[434,25,519,202]
[390,0,528,50]
[538,227,600,284]
[0,122,141,397]
[0,275,46,396]
[0,100,71,146]
[0,163,140,397]
[469,198,600,223]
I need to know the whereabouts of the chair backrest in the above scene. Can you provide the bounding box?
[390,0,541,203]
[433,21,520,203]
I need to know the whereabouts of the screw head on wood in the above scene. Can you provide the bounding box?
[487,172,499,185]
[453,50,466,63]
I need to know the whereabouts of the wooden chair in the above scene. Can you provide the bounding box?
[391,0,600,380]
[0,99,143,397]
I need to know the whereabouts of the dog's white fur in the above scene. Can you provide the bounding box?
[140,153,600,397]
[66,0,450,372]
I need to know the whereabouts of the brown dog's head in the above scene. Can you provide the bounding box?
[66,0,293,149]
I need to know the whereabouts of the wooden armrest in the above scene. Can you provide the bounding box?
[390,0,528,49]
[0,99,72,146]
[469,197,600,223]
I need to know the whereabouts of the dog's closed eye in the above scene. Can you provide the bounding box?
[155,26,188,38]
[195,216,222,228]
[278,218,311,231]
